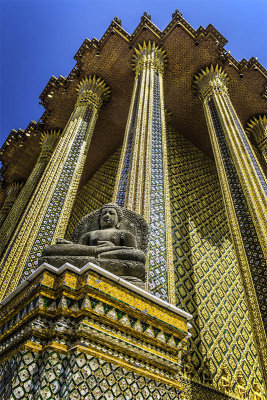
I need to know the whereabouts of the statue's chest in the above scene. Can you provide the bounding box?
[90,230,120,245]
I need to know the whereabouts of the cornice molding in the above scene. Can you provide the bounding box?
[0,121,38,160]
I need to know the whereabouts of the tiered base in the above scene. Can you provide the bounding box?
[0,262,192,399]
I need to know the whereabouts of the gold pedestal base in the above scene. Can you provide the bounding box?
[0,262,192,398]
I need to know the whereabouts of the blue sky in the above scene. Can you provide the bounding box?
[1,0,267,148]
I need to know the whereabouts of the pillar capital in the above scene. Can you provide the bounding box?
[76,75,110,109]
[39,130,61,162]
[133,41,167,75]
[246,115,267,152]
[193,65,229,101]
[5,181,23,201]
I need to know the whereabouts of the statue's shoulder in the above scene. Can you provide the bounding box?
[118,230,137,248]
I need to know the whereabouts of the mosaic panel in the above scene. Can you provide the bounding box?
[167,130,264,392]
[209,98,267,329]
[0,350,40,400]
[0,350,181,399]
[148,72,168,301]
[36,350,67,399]
[65,147,121,239]
[116,75,141,206]
[20,105,94,281]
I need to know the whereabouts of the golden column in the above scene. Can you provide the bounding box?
[246,115,267,165]
[113,42,175,304]
[0,130,60,257]
[193,65,267,386]
[0,76,110,300]
[0,182,23,226]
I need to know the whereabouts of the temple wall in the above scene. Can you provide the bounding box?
[167,130,263,392]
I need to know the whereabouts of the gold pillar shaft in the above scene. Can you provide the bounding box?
[0,76,110,300]
[194,66,267,257]
[130,65,152,218]
[113,42,175,304]
[214,94,267,252]
[194,65,267,389]
[0,131,60,257]
[0,182,23,226]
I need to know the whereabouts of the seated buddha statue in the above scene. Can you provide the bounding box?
[41,203,149,288]
[235,373,247,399]
[182,353,194,378]
[252,383,263,400]
[200,358,213,385]
[218,366,232,393]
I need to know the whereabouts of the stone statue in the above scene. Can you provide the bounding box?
[235,373,247,399]
[251,383,263,400]
[40,203,149,289]
[200,358,213,385]
[218,366,232,393]
[182,353,194,378]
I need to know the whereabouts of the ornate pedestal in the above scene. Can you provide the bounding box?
[0,262,192,399]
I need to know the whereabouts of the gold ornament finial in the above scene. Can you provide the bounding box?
[133,41,167,75]
[40,130,61,161]
[76,75,111,108]
[246,115,267,143]
[193,64,229,101]
[5,182,23,200]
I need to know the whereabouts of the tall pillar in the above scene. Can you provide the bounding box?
[0,130,60,257]
[246,114,267,165]
[0,75,110,300]
[193,65,267,383]
[113,42,175,304]
[0,182,23,226]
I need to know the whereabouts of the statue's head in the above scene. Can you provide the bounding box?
[99,203,123,229]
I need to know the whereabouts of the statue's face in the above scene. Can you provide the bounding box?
[100,207,119,229]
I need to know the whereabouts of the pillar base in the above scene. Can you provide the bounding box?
[0,262,192,398]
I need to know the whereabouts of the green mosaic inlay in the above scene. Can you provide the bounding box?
[0,350,181,399]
